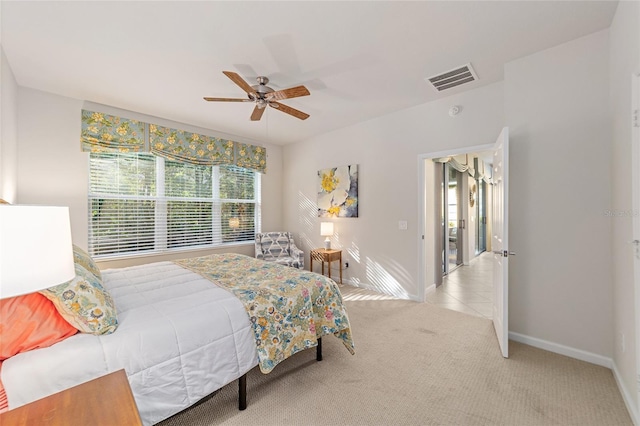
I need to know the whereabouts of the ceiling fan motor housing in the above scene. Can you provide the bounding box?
[251,76,275,100]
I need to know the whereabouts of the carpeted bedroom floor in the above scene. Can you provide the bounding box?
[157,286,632,426]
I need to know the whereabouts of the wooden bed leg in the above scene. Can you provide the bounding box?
[238,374,247,411]
[316,337,323,361]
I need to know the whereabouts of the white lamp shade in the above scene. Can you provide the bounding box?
[320,222,334,237]
[0,205,75,299]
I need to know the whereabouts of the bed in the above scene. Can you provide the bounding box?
[0,251,355,425]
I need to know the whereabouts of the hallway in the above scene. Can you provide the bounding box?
[426,251,493,319]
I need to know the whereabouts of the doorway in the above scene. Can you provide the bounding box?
[418,128,510,357]
[418,143,493,300]
[425,150,493,318]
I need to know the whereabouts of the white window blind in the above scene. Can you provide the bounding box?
[88,152,260,258]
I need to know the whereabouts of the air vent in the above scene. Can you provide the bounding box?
[426,63,478,92]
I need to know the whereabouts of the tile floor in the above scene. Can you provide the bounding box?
[426,251,493,319]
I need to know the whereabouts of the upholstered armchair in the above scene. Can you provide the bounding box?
[255,232,305,269]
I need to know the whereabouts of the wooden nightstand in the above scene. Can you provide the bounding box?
[310,248,342,284]
[0,369,142,426]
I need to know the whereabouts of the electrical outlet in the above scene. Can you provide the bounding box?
[345,262,349,268]
[619,332,626,353]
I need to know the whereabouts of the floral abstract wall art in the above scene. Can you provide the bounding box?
[317,164,358,217]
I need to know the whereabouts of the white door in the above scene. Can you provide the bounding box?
[492,127,509,358]
[632,72,640,408]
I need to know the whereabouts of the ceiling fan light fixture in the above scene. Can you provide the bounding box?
[204,71,310,121]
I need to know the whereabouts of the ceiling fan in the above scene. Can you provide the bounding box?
[204,71,310,121]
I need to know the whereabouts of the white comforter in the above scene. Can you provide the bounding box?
[2,261,259,425]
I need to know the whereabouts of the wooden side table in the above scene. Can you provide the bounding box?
[0,369,142,426]
[310,248,342,284]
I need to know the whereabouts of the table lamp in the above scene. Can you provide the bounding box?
[321,222,334,250]
[0,205,75,299]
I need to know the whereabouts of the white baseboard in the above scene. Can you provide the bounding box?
[425,283,436,295]
[612,362,640,426]
[508,331,612,368]
[510,332,640,425]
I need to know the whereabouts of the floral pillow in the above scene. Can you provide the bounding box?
[40,263,118,335]
[72,244,102,280]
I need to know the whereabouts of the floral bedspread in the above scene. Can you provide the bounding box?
[174,253,355,373]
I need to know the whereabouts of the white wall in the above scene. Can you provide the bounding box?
[505,31,612,357]
[284,28,615,364]
[17,89,87,239]
[283,82,504,299]
[1,46,18,203]
[15,88,284,268]
[609,0,640,418]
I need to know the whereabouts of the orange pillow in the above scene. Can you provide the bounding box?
[0,362,6,413]
[0,292,78,360]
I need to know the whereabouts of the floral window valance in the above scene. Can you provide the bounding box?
[81,110,146,153]
[148,124,235,166]
[81,109,267,173]
[235,142,266,172]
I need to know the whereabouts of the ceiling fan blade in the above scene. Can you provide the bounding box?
[270,102,310,120]
[203,97,250,102]
[222,71,256,96]
[267,85,310,101]
[250,105,265,121]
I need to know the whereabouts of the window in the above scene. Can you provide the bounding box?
[88,152,260,258]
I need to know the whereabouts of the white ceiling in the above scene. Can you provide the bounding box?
[1,1,618,146]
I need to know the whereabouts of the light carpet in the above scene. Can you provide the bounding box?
[157,287,632,426]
